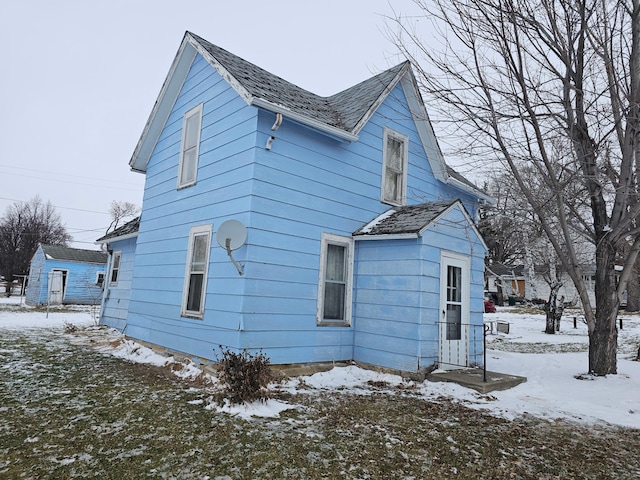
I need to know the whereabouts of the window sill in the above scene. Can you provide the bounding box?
[317,321,351,328]
[177,182,196,190]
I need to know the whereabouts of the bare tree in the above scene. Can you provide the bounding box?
[479,173,534,266]
[386,0,640,375]
[105,200,138,235]
[0,196,71,295]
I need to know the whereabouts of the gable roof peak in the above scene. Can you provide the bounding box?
[186,31,409,134]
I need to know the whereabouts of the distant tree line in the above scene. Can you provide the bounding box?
[0,196,70,295]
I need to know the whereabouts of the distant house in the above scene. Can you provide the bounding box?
[97,32,492,374]
[526,263,597,307]
[26,244,107,306]
[485,263,526,304]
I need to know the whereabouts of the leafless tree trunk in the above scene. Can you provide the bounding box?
[386,0,640,375]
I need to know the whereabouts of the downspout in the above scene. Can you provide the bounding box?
[265,112,283,150]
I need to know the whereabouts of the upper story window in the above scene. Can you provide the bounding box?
[381,127,409,206]
[109,251,121,286]
[317,233,354,327]
[177,103,203,189]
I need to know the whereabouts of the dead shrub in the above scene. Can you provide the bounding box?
[216,347,272,404]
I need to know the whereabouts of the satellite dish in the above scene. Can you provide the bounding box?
[216,220,247,275]
[216,220,247,250]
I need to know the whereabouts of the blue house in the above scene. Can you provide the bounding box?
[98,32,491,374]
[26,244,107,306]
[96,217,140,331]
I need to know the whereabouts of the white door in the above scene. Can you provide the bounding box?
[439,252,470,370]
[48,270,63,305]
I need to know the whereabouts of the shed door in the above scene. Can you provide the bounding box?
[439,252,470,370]
[49,270,64,305]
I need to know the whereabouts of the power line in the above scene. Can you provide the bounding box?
[0,196,110,215]
[0,163,142,187]
[0,169,142,192]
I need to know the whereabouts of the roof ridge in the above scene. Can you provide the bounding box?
[187,32,411,132]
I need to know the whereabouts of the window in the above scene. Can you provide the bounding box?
[109,252,121,286]
[96,272,105,286]
[317,233,353,326]
[381,127,408,205]
[181,224,212,318]
[446,265,463,340]
[177,103,203,188]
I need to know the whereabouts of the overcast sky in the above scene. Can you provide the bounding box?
[1,0,425,249]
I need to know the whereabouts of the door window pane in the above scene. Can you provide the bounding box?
[447,265,461,302]
[446,304,462,340]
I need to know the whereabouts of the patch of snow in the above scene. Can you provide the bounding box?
[4,298,640,427]
[211,398,294,419]
[358,208,396,234]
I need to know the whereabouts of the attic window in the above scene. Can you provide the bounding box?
[177,103,203,189]
[381,127,408,206]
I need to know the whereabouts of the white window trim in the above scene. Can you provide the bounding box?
[177,103,204,189]
[181,224,212,319]
[316,233,354,327]
[109,251,122,286]
[381,127,409,206]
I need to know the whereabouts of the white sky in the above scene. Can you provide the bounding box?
[0,0,425,249]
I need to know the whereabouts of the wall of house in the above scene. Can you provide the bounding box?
[352,237,423,372]
[420,207,487,368]
[353,206,486,372]
[125,53,254,360]
[100,237,137,331]
[25,247,45,306]
[125,50,486,367]
[26,250,105,306]
[526,272,596,307]
[237,81,483,366]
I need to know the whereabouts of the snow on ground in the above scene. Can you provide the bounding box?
[2,295,640,428]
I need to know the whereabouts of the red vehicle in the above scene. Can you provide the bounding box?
[484,299,496,313]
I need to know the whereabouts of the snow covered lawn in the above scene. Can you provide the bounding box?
[2,297,640,478]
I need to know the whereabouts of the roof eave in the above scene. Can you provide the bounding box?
[251,97,358,142]
[95,231,139,245]
[447,176,495,204]
[129,34,196,173]
[419,200,489,251]
[350,63,410,135]
[353,233,419,241]
[400,72,449,183]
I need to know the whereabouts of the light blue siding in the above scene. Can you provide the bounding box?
[353,206,486,372]
[119,48,487,373]
[100,237,137,331]
[26,246,105,306]
[125,54,257,359]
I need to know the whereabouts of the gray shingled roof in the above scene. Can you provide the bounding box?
[41,245,108,264]
[353,201,459,236]
[190,33,408,133]
[96,216,140,243]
